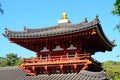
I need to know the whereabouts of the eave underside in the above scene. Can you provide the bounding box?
[9,28,113,55]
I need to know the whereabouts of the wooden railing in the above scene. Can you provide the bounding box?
[23,54,91,64]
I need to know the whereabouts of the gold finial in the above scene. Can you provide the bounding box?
[58,12,71,24]
[61,12,68,20]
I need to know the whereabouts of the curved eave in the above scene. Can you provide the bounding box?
[3,16,115,53]
[96,24,115,51]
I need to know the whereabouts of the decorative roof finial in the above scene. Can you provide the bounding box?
[83,17,88,23]
[58,12,71,24]
[5,28,8,30]
[61,12,68,20]
[95,14,99,19]
[93,14,99,23]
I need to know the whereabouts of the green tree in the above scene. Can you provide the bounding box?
[0,57,7,67]
[6,53,20,66]
[114,74,120,80]
[112,0,120,31]
[102,61,120,80]
[14,58,22,66]
[0,53,22,67]
[112,0,120,16]
[0,60,7,67]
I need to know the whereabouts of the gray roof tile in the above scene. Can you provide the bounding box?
[3,17,99,39]
[0,67,109,80]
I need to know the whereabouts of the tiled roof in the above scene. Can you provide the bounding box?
[3,15,115,53]
[3,16,100,39]
[0,66,109,80]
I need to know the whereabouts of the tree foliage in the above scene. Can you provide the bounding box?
[0,53,22,67]
[112,0,120,16]
[112,0,120,32]
[6,53,21,66]
[0,60,7,67]
[102,61,120,80]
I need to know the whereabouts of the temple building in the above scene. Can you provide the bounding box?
[3,12,115,80]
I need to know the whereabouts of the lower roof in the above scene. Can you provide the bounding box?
[0,66,108,80]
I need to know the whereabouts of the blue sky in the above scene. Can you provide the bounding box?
[0,0,120,62]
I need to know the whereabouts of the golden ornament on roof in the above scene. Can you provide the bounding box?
[61,12,68,20]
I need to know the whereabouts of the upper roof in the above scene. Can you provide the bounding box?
[3,13,115,53]
[3,15,106,39]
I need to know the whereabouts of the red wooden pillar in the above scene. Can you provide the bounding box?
[77,49,80,54]
[60,65,65,74]
[66,52,68,58]
[32,66,39,76]
[62,46,67,58]
[76,45,81,54]
[48,50,52,59]
[47,44,54,59]
[73,42,81,57]
[61,43,68,54]
[45,66,51,75]
[74,64,79,73]
[40,54,42,61]
[76,41,83,54]
[36,51,43,61]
